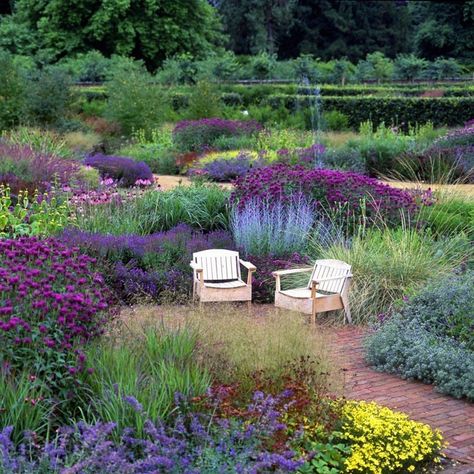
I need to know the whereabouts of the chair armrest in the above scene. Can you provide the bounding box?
[312,274,353,283]
[239,259,256,272]
[272,268,313,278]
[190,261,203,272]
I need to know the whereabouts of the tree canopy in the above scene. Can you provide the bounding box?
[0,0,224,69]
[0,0,472,68]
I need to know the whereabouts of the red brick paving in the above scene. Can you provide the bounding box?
[329,326,474,465]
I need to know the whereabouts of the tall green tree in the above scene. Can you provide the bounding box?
[0,0,224,69]
[410,1,474,60]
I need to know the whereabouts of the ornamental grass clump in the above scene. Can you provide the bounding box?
[173,118,263,152]
[232,164,417,226]
[84,154,153,188]
[0,237,112,398]
[340,401,443,473]
[0,141,80,192]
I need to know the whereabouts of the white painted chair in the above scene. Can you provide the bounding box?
[272,259,353,323]
[190,249,256,306]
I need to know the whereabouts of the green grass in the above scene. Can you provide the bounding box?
[81,324,211,437]
[77,184,230,234]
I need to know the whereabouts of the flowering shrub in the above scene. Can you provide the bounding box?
[231,198,314,257]
[366,271,474,400]
[60,224,235,303]
[340,401,443,473]
[232,164,417,225]
[0,391,303,473]
[84,154,153,187]
[0,186,72,237]
[173,118,263,152]
[192,153,266,182]
[0,237,112,397]
[0,142,80,191]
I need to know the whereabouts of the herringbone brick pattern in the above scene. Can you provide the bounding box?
[329,326,474,464]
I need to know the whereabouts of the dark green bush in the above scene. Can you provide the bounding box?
[0,50,25,129]
[263,95,474,127]
[106,69,173,136]
[24,68,73,126]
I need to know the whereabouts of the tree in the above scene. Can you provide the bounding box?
[0,49,25,129]
[394,54,428,81]
[410,1,474,61]
[364,52,394,83]
[0,0,224,70]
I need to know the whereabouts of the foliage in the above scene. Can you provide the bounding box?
[23,68,73,127]
[231,164,417,226]
[173,118,263,152]
[84,154,153,188]
[0,141,80,191]
[106,68,173,136]
[3,127,71,158]
[190,306,336,395]
[0,50,25,130]
[0,391,303,473]
[76,184,230,234]
[193,152,265,182]
[1,0,224,70]
[231,197,314,257]
[340,401,443,473]
[366,271,474,399]
[248,253,310,304]
[394,53,429,81]
[0,373,51,445]
[309,226,470,323]
[118,145,179,175]
[320,148,366,173]
[0,237,112,400]
[60,224,234,303]
[83,325,211,435]
[298,436,350,474]
[0,186,72,237]
[263,95,474,128]
[187,80,222,119]
[419,196,474,237]
[322,110,350,131]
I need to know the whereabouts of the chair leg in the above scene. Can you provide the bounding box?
[247,300,252,315]
[341,293,352,324]
[311,301,317,325]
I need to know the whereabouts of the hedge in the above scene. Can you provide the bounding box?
[262,95,474,127]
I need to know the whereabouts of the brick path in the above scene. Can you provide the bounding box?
[329,326,474,465]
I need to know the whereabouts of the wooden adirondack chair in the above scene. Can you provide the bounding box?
[272,259,353,323]
[190,249,256,306]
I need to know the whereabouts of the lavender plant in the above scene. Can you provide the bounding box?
[231,197,315,257]
[84,154,153,188]
[0,391,304,473]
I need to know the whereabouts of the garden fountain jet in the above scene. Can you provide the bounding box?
[300,76,324,168]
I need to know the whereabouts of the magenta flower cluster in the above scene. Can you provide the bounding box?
[231,164,417,224]
[0,237,112,395]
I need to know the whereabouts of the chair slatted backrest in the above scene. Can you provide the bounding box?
[307,259,351,294]
[193,249,241,281]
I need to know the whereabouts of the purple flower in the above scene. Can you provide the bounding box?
[84,154,153,188]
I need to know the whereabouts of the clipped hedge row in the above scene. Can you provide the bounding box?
[263,95,474,127]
